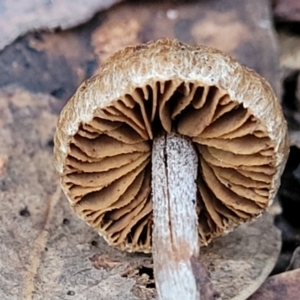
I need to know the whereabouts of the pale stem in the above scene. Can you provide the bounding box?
[152,133,200,300]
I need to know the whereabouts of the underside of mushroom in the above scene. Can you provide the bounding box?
[61,78,276,253]
[54,39,289,300]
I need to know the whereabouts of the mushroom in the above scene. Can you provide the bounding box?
[54,38,289,299]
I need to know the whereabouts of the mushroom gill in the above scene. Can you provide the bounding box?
[61,79,276,253]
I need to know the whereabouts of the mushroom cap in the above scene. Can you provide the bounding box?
[54,38,289,253]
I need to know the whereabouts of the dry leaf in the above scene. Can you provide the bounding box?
[287,246,300,271]
[92,18,141,66]
[201,214,281,300]
[0,0,281,104]
[274,0,300,22]
[0,0,123,51]
[248,269,300,300]
[190,256,220,300]
[91,0,281,97]
[0,26,96,104]
[279,32,300,70]
[0,87,141,300]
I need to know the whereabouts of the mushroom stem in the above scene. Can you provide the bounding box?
[152,133,200,300]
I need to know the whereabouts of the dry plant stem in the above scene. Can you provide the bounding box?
[152,133,200,300]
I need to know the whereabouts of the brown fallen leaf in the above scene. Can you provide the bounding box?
[190,256,220,300]
[0,29,96,107]
[279,32,300,70]
[91,0,281,97]
[0,0,123,51]
[201,214,281,300]
[92,17,141,67]
[0,0,281,104]
[248,269,300,300]
[287,246,300,271]
[0,86,142,300]
[273,215,300,273]
[274,0,300,22]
